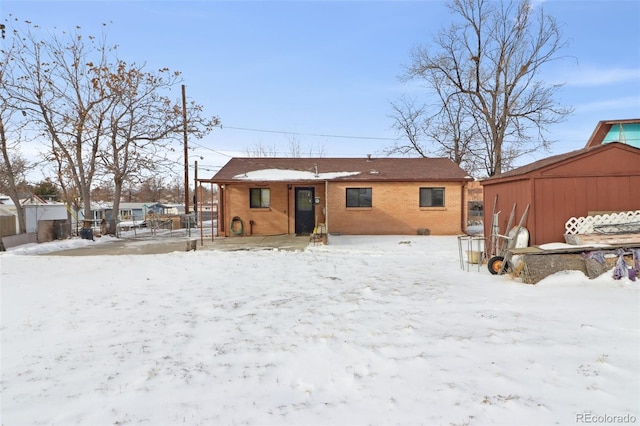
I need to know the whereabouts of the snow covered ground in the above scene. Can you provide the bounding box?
[1,235,638,425]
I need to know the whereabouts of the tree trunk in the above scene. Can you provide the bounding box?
[82,186,92,230]
[0,124,27,233]
[110,178,123,236]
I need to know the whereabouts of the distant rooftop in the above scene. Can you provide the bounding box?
[586,118,640,149]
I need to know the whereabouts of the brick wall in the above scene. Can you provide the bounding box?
[222,181,464,236]
[326,181,464,235]
[0,215,16,237]
[223,182,327,236]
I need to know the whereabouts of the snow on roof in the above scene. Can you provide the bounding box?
[0,195,15,206]
[211,157,472,183]
[233,168,361,181]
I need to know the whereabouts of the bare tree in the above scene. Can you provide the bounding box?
[95,60,219,232]
[387,96,431,158]
[5,19,113,221]
[0,119,30,232]
[246,135,326,158]
[287,135,303,158]
[0,33,32,233]
[245,142,279,157]
[164,177,185,203]
[388,93,481,176]
[400,0,572,176]
[135,176,166,203]
[4,19,220,233]
[90,181,114,202]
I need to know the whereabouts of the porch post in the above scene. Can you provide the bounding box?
[324,180,329,234]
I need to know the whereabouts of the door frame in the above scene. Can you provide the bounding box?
[294,186,315,235]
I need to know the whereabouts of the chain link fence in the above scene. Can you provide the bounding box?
[114,213,217,240]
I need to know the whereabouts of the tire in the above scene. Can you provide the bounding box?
[488,256,506,275]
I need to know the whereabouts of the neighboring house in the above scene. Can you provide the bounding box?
[585,118,640,149]
[103,202,149,223]
[195,203,217,222]
[83,201,110,225]
[92,202,186,228]
[23,195,70,242]
[0,194,19,235]
[0,194,13,205]
[147,202,184,216]
[481,142,640,246]
[0,205,17,238]
[207,157,473,237]
[117,202,149,222]
[0,194,73,245]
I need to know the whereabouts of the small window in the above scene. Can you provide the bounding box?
[250,188,270,208]
[346,188,372,208]
[420,187,445,207]
[297,189,313,212]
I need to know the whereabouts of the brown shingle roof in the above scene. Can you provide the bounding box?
[209,157,472,183]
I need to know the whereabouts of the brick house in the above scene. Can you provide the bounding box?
[207,157,473,237]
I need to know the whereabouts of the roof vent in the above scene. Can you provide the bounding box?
[366,154,372,161]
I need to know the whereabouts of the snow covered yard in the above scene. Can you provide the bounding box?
[1,235,638,425]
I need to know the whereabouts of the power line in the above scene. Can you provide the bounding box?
[220,125,399,141]
[217,124,599,146]
[189,140,235,158]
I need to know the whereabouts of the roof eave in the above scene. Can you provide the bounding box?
[212,177,471,184]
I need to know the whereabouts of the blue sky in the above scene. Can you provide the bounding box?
[2,0,640,178]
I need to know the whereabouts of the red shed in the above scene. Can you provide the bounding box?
[481,142,640,246]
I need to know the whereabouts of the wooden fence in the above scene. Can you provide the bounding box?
[0,215,16,237]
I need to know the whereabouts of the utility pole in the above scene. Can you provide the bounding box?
[182,84,189,215]
[194,159,198,219]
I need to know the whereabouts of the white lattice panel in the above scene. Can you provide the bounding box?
[565,210,640,235]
